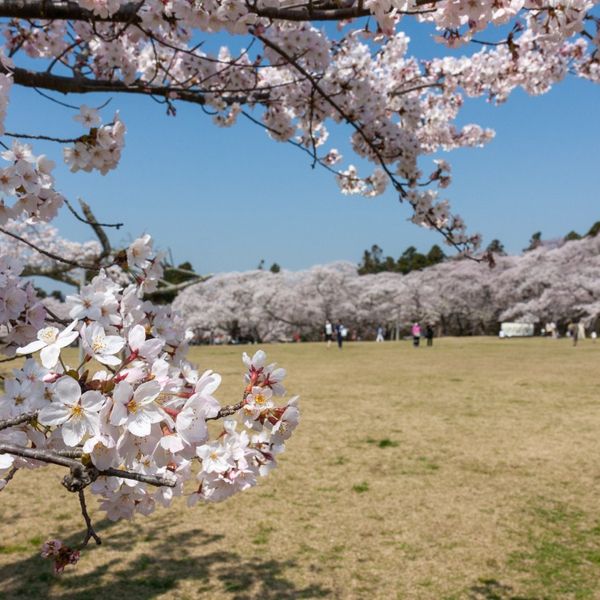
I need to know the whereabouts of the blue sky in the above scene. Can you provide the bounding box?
[6,20,600,278]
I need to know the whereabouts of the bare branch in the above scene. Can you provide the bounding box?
[144,277,208,299]
[0,466,18,489]
[78,199,112,261]
[78,490,101,547]
[0,441,81,468]
[0,412,36,431]
[22,264,80,287]
[4,131,81,143]
[100,467,176,487]
[63,198,123,230]
[207,401,245,421]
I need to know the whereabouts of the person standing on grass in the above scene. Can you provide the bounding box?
[568,321,578,346]
[425,324,434,347]
[336,321,344,350]
[411,322,421,348]
[324,319,333,348]
[375,325,385,342]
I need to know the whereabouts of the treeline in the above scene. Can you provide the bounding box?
[358,244,445,275]
[359,220,600,275]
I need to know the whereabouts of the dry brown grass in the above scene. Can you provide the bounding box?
[2,338,600,599]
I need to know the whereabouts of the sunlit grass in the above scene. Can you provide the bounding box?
[2,338,600,599]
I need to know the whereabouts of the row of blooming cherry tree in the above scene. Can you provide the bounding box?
[174,234,600,341]
[0,0,597,572]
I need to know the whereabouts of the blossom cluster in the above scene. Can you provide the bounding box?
[173,232,600,341]
[0,254,46,356]
[0,141,64,225]
[0,0,596,251]
[0,234,300,535]
[64,107,126,175]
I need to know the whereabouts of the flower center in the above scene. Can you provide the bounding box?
[127,399,139,413]
[71,405,83,418]
[91,336,106,353]
[14,394,25,406]
[38,327,59,344]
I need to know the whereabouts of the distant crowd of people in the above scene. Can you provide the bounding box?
[324,320,435,349]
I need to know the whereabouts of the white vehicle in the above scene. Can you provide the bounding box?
[500,322,535,338]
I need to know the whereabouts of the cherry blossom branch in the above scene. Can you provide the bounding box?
[207,401,246,421]
[0,226,101,271]
[0,443,177,488]
[63,198,123,231]
[0,0,436,23]
[0,412,36,431]
[0,64,259,106]
[3,131,81,143]
[255,33,406,192]
[78,490,101,547]
[99,467,176,487]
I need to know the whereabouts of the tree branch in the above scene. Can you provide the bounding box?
[0,64,259,106]
[207,401,245,421]
[0,0,436,24]
[78,198,112,261]
[0,465,18,489]
[0,442,177,488]
[0,412,36,431]
[78,489,101,547]
[0,226,100,271]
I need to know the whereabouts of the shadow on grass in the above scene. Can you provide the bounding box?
[0,516,331,600]
[468,578,534,600]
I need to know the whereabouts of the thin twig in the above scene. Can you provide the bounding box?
[0,466,18,489]
[78,490,102,547]
[0,226,100,271]
[63,198,123,230]
[0,412,37,431]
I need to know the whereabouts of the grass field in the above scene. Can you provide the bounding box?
[2,338,600,599]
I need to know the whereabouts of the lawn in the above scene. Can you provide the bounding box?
[2,338,600,599]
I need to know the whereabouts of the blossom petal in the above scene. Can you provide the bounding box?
[81,390,105,412]
[16,340,46,355]
[39,344,60,369]
[61,416,86,446]
[55,377,81,406]
[38,403,70,426]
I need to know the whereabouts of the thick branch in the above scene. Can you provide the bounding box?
[79,199,112,261]
[0,0,435,23]
[0,443,176,488]
[1,64,260,106]
[144,277,208,299]
[22,264,80,287]
[0,0,141,22]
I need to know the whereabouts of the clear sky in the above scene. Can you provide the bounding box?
[6,19,600,278]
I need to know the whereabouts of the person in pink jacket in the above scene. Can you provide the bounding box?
[411,322,421,347]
